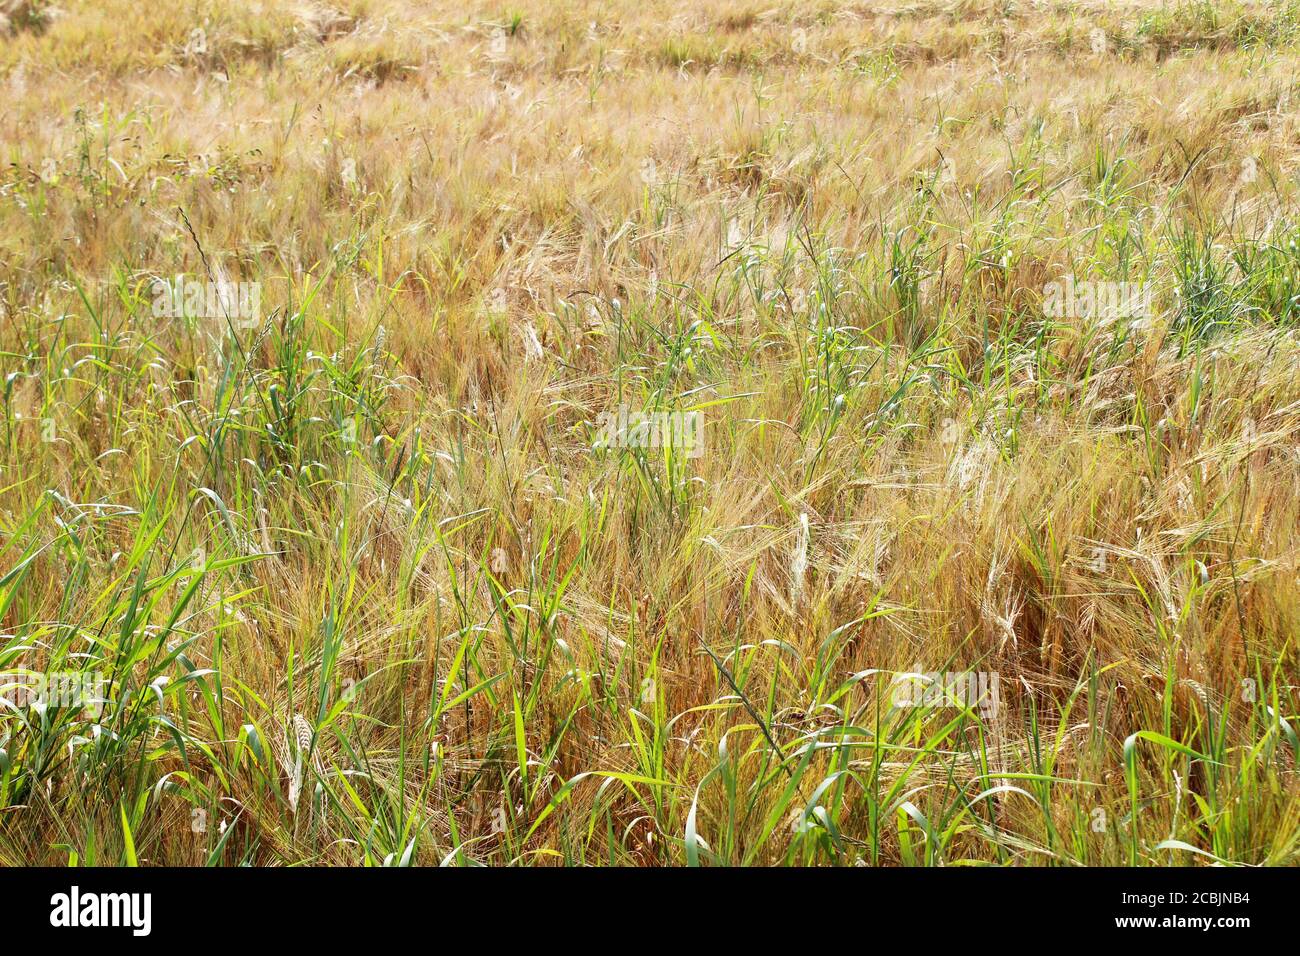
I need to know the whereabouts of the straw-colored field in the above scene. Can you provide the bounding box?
[0,0,1297,865]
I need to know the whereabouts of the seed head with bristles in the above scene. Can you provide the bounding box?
[790,512,809,605]
[293,713,313,752]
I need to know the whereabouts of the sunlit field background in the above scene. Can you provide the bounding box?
[1,0,1297,866]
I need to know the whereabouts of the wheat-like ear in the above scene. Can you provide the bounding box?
[293,713,313,752]
[288,714,312,815]
[521,322,543,362]
[790,512,809,605]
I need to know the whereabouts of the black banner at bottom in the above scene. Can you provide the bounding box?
[0,865,1278,941]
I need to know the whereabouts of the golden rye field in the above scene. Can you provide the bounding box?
[0,0,1297,866]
